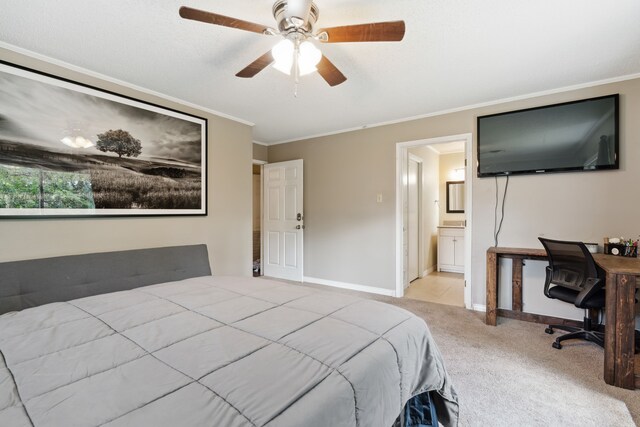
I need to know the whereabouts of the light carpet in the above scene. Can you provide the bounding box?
[385,297,639,427]
[297,281,639,426]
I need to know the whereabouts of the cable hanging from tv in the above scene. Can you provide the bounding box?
[493,175,509,247]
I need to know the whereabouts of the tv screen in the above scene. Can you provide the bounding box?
[477,94,619,177]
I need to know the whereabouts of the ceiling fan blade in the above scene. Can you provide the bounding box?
[236,51,275,78]
[317,55,347,87]
[179,6,272,35]
[317,21,405,43]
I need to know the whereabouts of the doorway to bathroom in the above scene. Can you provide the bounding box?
[396,133,472,308]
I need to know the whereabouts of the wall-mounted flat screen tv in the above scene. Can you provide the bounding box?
[477,94,619,177]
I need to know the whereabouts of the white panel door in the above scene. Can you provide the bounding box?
[407,158,420,282]
[263,159,303,281]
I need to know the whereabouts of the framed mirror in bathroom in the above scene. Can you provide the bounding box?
[446,181,465,213]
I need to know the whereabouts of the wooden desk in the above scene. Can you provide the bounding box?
[485,247,639,390]
[595,254,640,389]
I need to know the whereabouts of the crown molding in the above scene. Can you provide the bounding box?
[0,42,255,127]
[266,71,640,146]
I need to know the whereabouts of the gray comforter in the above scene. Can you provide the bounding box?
[0,276,458,426]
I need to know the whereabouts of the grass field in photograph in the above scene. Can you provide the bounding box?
[0,140,202,211]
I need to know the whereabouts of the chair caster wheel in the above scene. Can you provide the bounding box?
[552,341,562,350]
[545,327,554,334]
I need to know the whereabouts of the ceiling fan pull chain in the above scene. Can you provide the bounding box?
[293,39,300,97]
[294,40,300,83]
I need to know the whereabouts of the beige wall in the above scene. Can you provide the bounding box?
[408,146,439,273]
[253,143,268,162]
[439,152,466,223]
[268,113,471,290]
[0,48,254,276]
[269,77,640,315]
[268,133,397,289]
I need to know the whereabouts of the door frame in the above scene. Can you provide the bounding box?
[253,159,267,276]
[261,159,304,281]
[407,153,424,285]
[395,133,473,309]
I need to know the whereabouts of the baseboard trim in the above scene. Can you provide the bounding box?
[473,304,487,312]
[303,276,396,297]
[497,309,583,328]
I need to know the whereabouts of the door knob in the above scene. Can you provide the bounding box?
[296,225,305,230]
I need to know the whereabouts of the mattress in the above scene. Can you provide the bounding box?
[0,275,458,426]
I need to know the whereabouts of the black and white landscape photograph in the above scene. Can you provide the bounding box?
[0,63,207,217]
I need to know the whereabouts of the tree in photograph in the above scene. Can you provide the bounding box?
[96,129,142,158]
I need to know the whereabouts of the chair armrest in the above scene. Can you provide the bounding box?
[543,266,553,298]
[574,277,603,308]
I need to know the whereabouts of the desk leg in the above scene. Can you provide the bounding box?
[486,252,498,326]
[512,258,523,312]
[615,274,636,389]
[604,272,617,386]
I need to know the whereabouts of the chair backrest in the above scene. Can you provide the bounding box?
[538,237,600,292]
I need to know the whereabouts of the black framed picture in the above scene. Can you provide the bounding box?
[0,61,207,218]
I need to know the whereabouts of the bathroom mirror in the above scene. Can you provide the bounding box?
[446,181,465,213]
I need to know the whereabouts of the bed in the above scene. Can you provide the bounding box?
[0,245,459,427]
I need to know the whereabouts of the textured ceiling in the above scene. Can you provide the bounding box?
[1,0,639,145]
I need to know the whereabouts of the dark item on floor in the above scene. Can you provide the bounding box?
[393,391,438,427]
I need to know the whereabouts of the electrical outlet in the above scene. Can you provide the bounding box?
[376,194,383,203]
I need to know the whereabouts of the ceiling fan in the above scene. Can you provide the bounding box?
[179,0,405,87]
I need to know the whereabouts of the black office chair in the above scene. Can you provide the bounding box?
[538,237,606,350]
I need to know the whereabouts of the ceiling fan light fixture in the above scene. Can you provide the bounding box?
[298,41,321,75]
[271,38,321,77]
[272,39,295,74]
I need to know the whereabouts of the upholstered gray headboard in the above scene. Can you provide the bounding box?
[0,244,211,315]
